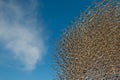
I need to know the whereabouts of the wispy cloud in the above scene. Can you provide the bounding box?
[0,0,45,71]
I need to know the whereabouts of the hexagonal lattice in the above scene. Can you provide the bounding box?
[54,0,120,80]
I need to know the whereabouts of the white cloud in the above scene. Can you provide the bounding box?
[0,0,45,71]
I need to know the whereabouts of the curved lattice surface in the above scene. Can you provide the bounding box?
[54,0,120,80]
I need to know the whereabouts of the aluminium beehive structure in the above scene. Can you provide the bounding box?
[54,0,120,80]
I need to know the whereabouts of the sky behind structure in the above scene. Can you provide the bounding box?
[0,0,92,80]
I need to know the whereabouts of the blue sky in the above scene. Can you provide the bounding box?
[0,0,93,80]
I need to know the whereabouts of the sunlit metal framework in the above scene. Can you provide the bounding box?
[54,0,120,80]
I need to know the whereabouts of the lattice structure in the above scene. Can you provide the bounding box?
[54,0,120,80]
